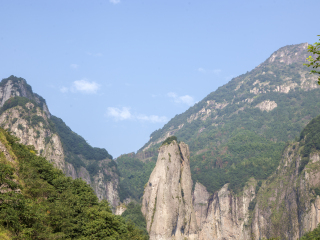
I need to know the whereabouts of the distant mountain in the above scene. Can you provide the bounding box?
[118,43,320,201]
[0,76,120,208]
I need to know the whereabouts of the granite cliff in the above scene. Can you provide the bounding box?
[0,76,120,209]
[142,140,198,240]
[142,133,320,239]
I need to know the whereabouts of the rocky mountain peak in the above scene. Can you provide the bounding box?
[0,75,50,117]
[265,42,309,65]
[141,140,198,239]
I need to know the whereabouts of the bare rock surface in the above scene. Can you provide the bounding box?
[142,140,198,240]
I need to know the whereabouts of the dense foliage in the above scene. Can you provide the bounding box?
[301,223,320,240]
[129,44,320,195]
[121,202,148,236]
[305,35,320,84]
[51,116,112,161]
[161,136,177,146]
[0,96,40,115]
[117,153,156,201]
[0,128,147,239]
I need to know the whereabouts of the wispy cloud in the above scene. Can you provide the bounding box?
[109,0,120,4]
[60,86,69,93]
[72,79,100,94]
[60,79,101,94]
[198,67,221,75]
[106,107,167,123]
[136,114,168,123]
[107,107,132,121]
[167,92,195,106]
[198,67,206,73]
[70,64,79,69]
[86,52,103,57]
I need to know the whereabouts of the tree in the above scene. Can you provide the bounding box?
[305,35,320,84]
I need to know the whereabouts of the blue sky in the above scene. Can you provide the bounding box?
[0,0,319,157]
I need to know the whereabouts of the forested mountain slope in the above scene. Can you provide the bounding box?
[0,128,147,239]
[118,42,320,201]
[0,76,120,208]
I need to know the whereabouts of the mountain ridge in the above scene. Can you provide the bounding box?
[0,75,120,208]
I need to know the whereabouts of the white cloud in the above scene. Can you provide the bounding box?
[107,107,132,121]
[167,92,177,98]
[136,114,168,123]
[60,86,69,93]
[59,79,101,94]
[109,0,120,4]
[106,107,167,123]
[72,79,100,94]
[70,64,79,69]
[167,92,195,106]
[179,95,195,106]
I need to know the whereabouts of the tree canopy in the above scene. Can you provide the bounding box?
[305,35,320,84]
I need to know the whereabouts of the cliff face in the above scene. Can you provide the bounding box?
[0,76,119,209]
[251,143,320,239]
[142,140,198,240]
[193,139,320,239]
[142,136,320,239]
[194,182,255,240]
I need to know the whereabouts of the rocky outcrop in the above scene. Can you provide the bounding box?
[193,180,256,240]
[0,76,120,210]
[0,105,65,170]
[251,143,320,239]
[142,140,198,240]
[192,142,320,239]
[255,100,277,112]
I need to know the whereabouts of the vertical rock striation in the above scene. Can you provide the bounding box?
[0,76,120,209]
[142,140,198,240]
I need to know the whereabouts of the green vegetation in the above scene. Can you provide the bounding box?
[0,128,147,239]
[300,115,320,157]
[117,153,157,201]
[122,202,148,236]
[300,224,320,239]
[0,96,39,115]
[134,44,320,195]
[161,136,177,146]
[305,35,320,84]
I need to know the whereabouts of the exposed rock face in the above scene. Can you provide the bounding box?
[0,105,65,170]
[255,100,277,112]
[142,140,198,240]
[191,142,320,239]
[115,203,127,216]
[193,181,256,240]
[0,76,120,210]
[140,43,320,153]
[251,143,320,239]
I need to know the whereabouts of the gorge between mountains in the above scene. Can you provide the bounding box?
[2,42,320,239]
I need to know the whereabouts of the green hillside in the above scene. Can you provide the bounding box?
[118,43,320,199]
[0,128,147,239]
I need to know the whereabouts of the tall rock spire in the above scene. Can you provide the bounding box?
[141,140,198,240]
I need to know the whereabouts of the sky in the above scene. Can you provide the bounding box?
[0,0,319,158]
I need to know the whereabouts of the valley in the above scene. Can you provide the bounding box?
[1,42,320,239]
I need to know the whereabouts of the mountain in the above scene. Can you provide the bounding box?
[141,114,320,239]
[0,128,147,239]
[0,76,120,208]
[117,42,320,203]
